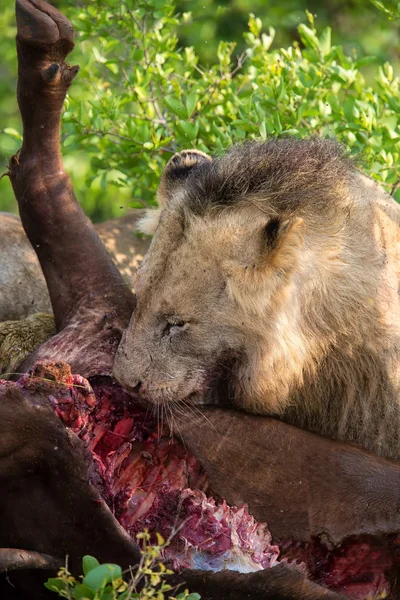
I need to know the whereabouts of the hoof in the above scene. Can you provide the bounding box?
[16,0,74,50]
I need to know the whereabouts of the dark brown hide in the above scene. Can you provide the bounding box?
[0,383,140,598]
[174,409,400,544]
[177,566,350,600]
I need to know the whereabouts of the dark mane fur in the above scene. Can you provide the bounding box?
[182,138,354,218]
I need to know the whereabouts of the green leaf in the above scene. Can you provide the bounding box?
[298,24,319,51]
[74,583,96,599]
[3,127,22,140]
[91,156,107,170]
[177,120,199,141]
[319,27,331,57]
[186,93,198,118]
[105,62,119,75]
[99,588,115,600]
[135,86,148,101]
[136,123,150,143]
[127,119,137,137]
[82,556,100,576]
[343,98,356,121]
[275,78,286,102]
[273,112,282,134]
[248,13,262,37]
[83,564,122,590]
[284,128,300,136]
[261,27,275,51]
[326,93,342,114]
[354,56,378,69]
[369,135,383,150]
[164,96,186,117]
[368,0,400,18]
[356,131,369,144]
[44,578,65,593]
[259,121,267,141]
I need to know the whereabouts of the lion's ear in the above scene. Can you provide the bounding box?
[225,217,304,290]
[158,149,212,206]
[137,150,211,236]
[261,216,305,275]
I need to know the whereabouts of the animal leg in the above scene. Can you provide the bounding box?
[9,0,135,334]
[177,565,349,600]
[8,0,136,376]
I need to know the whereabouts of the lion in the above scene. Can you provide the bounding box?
[113,139,400,460]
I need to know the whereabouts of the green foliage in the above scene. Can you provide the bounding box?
[369,0,400,19]
[1,0,400,218]
[176,0,400,65]
[45,532,200,600]
[59,0,400,207]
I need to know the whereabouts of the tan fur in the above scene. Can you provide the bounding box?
[137,208,162,236]
[113,140,400,460]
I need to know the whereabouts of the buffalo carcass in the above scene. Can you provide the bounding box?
[1,1,400,599]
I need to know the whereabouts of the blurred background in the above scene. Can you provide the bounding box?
[1,0,399,221]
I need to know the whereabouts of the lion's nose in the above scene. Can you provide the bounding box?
[119,378,142,395]
[112,359,142,394]
[130,381,142,394]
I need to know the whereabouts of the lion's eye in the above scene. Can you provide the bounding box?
[163,318,187,337]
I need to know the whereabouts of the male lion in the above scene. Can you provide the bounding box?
[113,139,400,460]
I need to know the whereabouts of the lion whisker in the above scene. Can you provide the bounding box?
[182,400,219,434]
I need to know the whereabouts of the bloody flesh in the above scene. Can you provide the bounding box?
[0,362,396,599]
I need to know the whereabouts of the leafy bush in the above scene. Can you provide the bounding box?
[1,0,400,217]
[45,532,200,600]
[55,0,400,209]
[176,0,398,66]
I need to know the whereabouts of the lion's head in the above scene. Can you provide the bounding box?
[114,140,400,455]
[114,139,389,418]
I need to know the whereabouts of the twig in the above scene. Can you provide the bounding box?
[391,178,400,196]
[64,555,73,600]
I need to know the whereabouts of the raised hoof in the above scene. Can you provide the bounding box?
[15,0,74,50]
